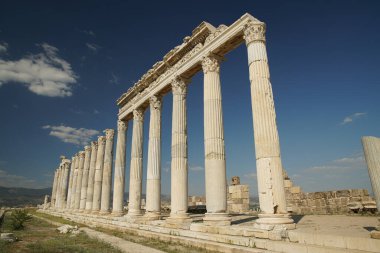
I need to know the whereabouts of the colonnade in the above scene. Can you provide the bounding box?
[49,15,294,228]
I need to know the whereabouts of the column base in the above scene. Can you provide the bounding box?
[143,211,161,221]
[91,210,100,215]
[110,211,124,217]
[99,210,111,215]
[254,213,295,230]
[203,213,231,226]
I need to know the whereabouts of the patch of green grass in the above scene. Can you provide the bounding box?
[32,211,78,226]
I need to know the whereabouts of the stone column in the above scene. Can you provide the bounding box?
[126,108,145,218]
[244,20,294,227]
[59,159,71,209]
[145,95,162,220]
[202,55,230,225]
[51,170,58,208]
[100,129,115,214]
[69,154,80,209]
[43,195,49,209]
[55,167,62,208]
[112,120,128,216]
[66,156,76,209]
[85,141,98,212]
[74,151,85,210]
[362,136,380,211]
[167,77,191,223]
[80,145,92,211]
[92,136,106,213]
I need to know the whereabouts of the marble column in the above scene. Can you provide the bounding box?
[112,120,128,216]
[145,95,162,220]
[51,170,58,208]
[244,21,293,227]
[100,129,115,214]
[55,167,62,208]
[85,141,98,212]
[66,156,76,209]
[69,154,80,209]
[80,145,92,211]
[59,159,71,209]
[362,136,380,211]
[44,195,49,209]
[126,108,145,218]
[168,77,190,223]
[74,151,85,210]
[202,55,230,225]
[92,136,106,213]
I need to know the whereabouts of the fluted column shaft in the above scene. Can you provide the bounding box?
[362,136,380,211]
[51,170,58,208]
[55,168,62,208]
[100,129,115,214]
[112,120,128,216]
[244,21,293,225]
[80,146,92,210]
[127,108,145,217]
[92,136,106,212]
[85,142,98,211]
[145,95,162,219]
[59,160,71,209]
[69,155,79,209]
[74,151,85,209]
[202,55,230,225]
[66,156,76,209]
[169,77,190,221]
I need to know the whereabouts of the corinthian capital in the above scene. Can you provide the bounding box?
[84,145,91,152]
[79,151,85,159]
[244,21,266,45]
[104,129,115,140]
[98,136,106,145]
[133,108,144,121]
[149,95,162,110]
[91,141,98,150]
[202,54,221,74]
[171,76,188,95]
[117,120,128,132]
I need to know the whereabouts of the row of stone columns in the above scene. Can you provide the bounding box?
[50,21,293,227]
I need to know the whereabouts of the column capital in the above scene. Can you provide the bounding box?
[98,136,106,146]
[91,141,98,150]
[79,151,85,159]
[104,129,115,140]
[133,108,144,121]
[117,120,128,132]
[171,76,188,95]
[244,21,266,45]
[149,95,162,110]
[202,54,222,74]
[84,145,91,152]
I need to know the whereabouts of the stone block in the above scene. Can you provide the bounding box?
[291,186,301,194]
[351,189,363,197]
[284,179,293,188]
[336,190,350,197]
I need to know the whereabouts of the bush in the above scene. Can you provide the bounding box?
[10,209,32,230]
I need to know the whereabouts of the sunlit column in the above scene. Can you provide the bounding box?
[85,141,98,212]
[50,169,58,208]
[92,136,106,213]
[74,151,85,210]
[59,158,71,209]
[69,154,80,209]
[79,145,92,211]
[55,166,62,208]
[100,129,115,214]
[202,54,230,225]
[66,156,76,209]
[112,120,128,216]
[145,95,162,220]
[244,20,293,226]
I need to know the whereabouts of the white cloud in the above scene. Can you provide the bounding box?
[189,165,204,172]
[0,43,77,97]
[109,72,119,84]
[0,42,8,54]
[42,125,99,146]
[86,43,101,53]
[0,169,41,188]
[244,172,257,179]
[306,154,365,173]
[341,112,367,125]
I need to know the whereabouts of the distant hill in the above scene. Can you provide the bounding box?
[0,186,51,208]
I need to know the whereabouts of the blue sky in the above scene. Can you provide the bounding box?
[0,0,379,196]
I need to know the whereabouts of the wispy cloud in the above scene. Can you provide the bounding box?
[86,43,101,53]
[0,42,8,54]
[93,109,100,114]
[341,112,367,125]
[81,30,96,37]
[0,43,77,97]
[42,125,99,146]
[109,72,119,84]
[189,165,203,172]
[0,169,41,188]
[306,154,365,173]
[244,172,257,179]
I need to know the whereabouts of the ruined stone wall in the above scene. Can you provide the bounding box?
[227,184,250,213]
[188,196,206,207]
[284,177,376,214]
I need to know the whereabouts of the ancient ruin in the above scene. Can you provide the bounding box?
[39,13,380,253]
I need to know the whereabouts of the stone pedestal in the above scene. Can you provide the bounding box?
[85,141,98,212]
[168,77,191,223]
[145,95,162,220]
[126,108,145,218]
[362,136,380,211]
[100,129,115,214]
[92,136,106,213]
[112,120,128,216]
[202,54,230,226]
[80,146,92,211]
[244,21,294,227]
